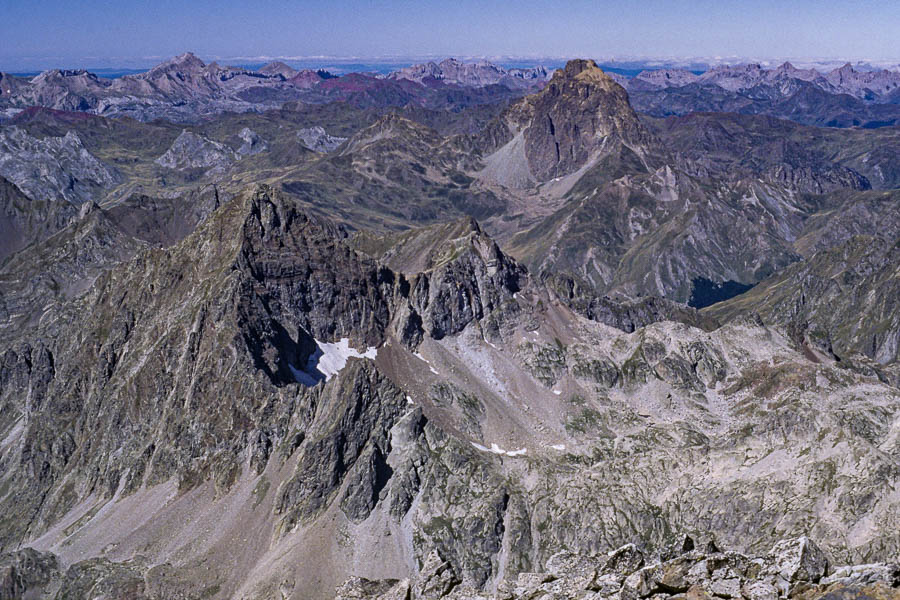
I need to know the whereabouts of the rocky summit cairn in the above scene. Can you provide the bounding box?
[335,536,900,599]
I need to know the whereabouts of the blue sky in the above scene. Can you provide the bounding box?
[1,0,898,70]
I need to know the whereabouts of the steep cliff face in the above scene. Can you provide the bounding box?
[0,176,76,264]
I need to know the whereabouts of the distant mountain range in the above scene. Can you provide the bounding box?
[4,53,900,127]
[0,53,550,123]
[618,61,900,127]
[623,62,900,98]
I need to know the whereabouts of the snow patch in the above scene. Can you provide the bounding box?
[290,338,378,386]
[415,351,440,375]
[471,442,528,457]
[549,444,566,451]
[552,390,562,395]
[316,338,377,378]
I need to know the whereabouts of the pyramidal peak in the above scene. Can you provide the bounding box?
[484,57,651,184]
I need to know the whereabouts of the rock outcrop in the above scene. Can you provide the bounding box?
[237,127,268,156]
[0,126,120,204]
[155,130,235,172]
[335,537,900,599]
[297,126,347,152]
[0,53,547,123]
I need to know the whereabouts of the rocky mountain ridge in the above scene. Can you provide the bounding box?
[6,54,900,128]
[0,185,899,599]
[388,58,549,88]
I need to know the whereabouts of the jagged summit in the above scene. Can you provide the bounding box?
[152,51,206,72]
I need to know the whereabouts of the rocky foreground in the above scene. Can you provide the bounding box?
[2,534,896,599]
[336,537,900,600]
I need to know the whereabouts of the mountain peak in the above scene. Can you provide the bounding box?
[151,51,207,73]
[547,59,621,93]
[494,57,649,182]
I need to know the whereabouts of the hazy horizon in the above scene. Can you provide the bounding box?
[2,0,900,72]
[3,53,900,78]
